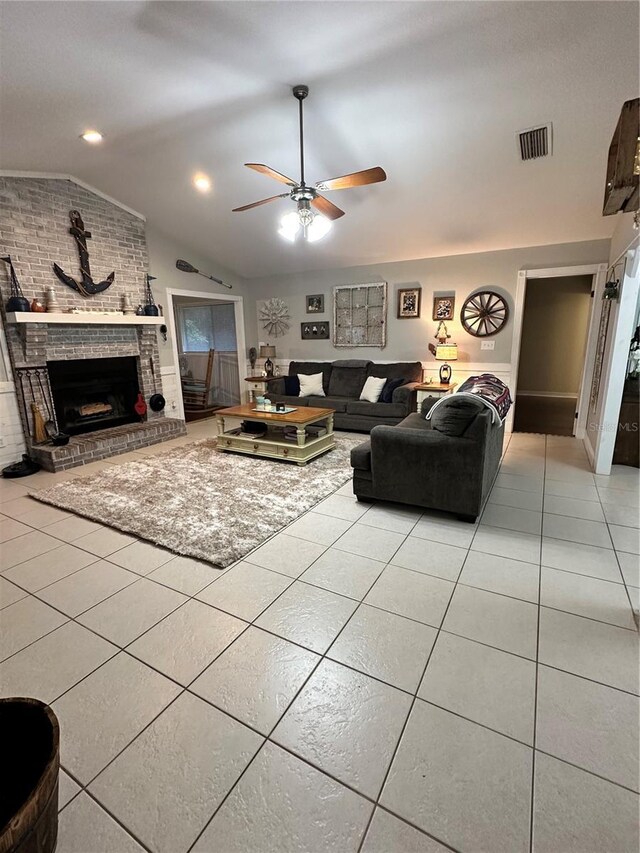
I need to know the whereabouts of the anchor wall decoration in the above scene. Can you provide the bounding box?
[53,209,115,297]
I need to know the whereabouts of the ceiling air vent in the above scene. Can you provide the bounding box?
[517,123,552,161]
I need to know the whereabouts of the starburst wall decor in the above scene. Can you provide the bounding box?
[259,297,291,337]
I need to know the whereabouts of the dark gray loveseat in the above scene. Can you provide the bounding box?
[266,359,422,432]
[351,396,505,521]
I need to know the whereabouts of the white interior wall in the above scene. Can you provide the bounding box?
[0,321,21,466]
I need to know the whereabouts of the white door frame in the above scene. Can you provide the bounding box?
[508,263,608,437]
[587,246,640,474]
[165,287,246,422]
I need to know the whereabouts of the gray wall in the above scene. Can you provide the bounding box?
[517,275,593,395]
[146,225,249,368]
[247,240,609,367]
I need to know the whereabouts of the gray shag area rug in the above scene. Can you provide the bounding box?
[32,438,361,568]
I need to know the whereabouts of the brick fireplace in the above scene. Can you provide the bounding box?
[0,175,186,471]
[4,315,185,471]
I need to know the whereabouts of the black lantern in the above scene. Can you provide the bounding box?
[1,256,30,312]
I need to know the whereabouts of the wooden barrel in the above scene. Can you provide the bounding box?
[0,698,60,853]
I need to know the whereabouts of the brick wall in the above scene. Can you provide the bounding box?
[0,176,177,466]
[0,177,149,311]
[7,324,141,366]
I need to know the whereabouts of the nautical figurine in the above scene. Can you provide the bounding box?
[143,275,159,316]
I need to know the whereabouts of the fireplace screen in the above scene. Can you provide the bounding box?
[47,356,140,436]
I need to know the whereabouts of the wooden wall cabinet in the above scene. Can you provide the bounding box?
[603,98,639,216]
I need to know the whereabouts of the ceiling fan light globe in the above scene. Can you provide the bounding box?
[306,213,332,242]
[298,207,314,227]
[278,211,300,242]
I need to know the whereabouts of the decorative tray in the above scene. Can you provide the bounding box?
[251,406,297,414]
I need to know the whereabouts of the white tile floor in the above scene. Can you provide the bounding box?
[1,423,639,852]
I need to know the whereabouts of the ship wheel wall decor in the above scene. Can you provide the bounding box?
[460,291,509,337]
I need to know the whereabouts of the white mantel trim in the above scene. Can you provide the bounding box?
[5,312,164,326]
[0,171,146,221]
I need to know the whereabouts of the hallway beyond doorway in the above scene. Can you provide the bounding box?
[513,395,577,436]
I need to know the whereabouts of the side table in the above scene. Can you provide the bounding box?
[244,376,278,404]
[415,382,457,412]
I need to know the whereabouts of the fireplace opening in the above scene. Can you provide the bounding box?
[47,357,140,436]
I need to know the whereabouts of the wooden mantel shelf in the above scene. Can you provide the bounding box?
[5,312,165,326]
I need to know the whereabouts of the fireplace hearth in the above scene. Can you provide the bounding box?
[48,356,140,436]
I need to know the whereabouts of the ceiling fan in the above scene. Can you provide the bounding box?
[232,85,386,242]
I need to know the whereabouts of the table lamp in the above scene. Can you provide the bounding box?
[435,344,457,385]
[260,345,276,377]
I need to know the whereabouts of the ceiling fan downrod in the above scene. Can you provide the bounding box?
[293,84,309,187]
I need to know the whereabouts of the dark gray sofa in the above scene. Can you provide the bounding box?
[266,359,422,432]
[351,397,505,521]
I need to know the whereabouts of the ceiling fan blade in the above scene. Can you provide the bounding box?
[312,195,345,220]
[245,163,297,186]
[315,167,387,192]
[232,194,289,212]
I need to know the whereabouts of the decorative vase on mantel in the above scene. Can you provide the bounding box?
[122,293,135,315]
[1,255,30,312]
[45,285,60,313]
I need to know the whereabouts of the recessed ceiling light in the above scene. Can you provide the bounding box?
[193,173,211,193]
[80,130,103,144]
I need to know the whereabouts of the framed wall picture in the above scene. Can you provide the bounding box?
[301,321,330,340]
[306,294,324,313]
[397,287,421,319]
[432,296,455,321]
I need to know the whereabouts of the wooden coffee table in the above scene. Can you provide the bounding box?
[215,404,335,465]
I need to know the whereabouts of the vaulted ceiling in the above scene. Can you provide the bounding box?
[1,1,637,278]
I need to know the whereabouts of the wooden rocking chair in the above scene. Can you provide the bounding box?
[181,349,217,420]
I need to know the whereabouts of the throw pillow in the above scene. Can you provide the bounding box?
[430,397,484,437]
[298,372,325,397]
[380,377,405,403]
[283,375,301,396]
[360,376,387,403]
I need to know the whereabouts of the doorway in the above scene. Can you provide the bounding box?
[166,291,245,422]
[513,274,593,436]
